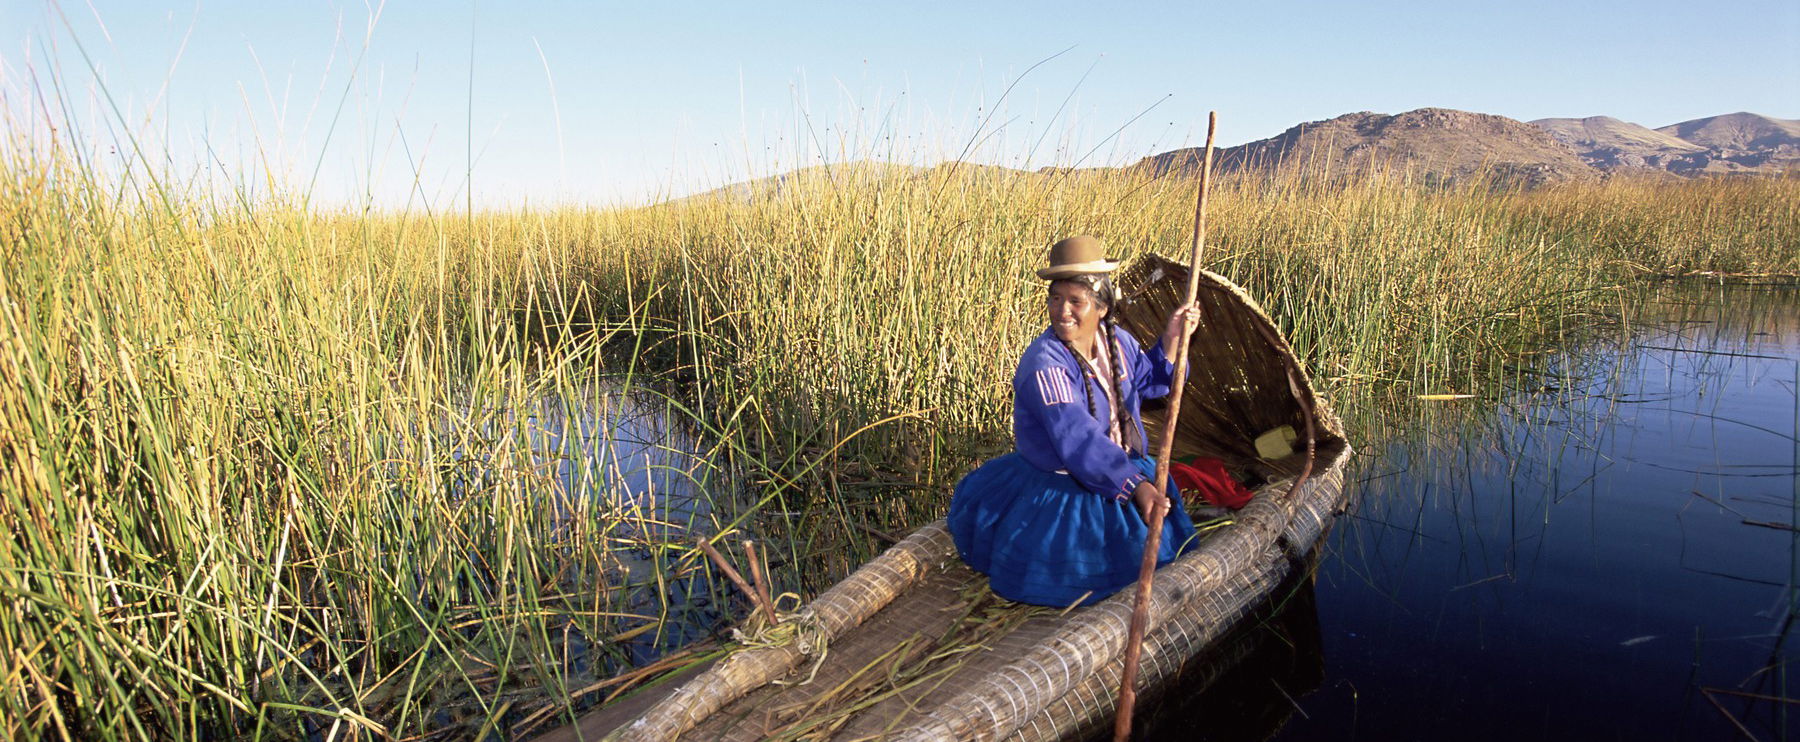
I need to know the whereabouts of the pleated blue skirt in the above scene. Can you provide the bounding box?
[947,453,1200,607]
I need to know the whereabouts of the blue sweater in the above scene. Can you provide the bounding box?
[1011,326,1178,501]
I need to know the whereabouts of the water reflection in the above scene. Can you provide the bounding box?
[396,379,738,668]
[520,384,733,663]
[1139,570,1328,742]
[522,383,722,537]
[1275,284,1800,740]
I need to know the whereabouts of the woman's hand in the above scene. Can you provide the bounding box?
[1162,301,1202,352]
[1131,480,1170,524]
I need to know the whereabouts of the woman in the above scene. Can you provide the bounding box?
[949,235,1203,607]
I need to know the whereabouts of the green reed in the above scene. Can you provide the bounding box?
[573,166,1796,501]
[3,120,1797,741]
[0,143,751,738]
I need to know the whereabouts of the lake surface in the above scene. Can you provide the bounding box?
[1155,283,1800,741]
[416,382,733,676]
[517,385,732,663]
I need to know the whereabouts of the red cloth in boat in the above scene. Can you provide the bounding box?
[1169,457,1254,509]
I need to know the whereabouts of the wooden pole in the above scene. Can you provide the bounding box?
[696,537,777,625]
[1113,111,1217,742]
[743,539,777,625]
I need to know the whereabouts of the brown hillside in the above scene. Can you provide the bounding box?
[1658,112,1800,150]
[1532,116,1703,174]
[671,109,1796,204]
[1137,108,1601,187]
[1654,113,1800,175]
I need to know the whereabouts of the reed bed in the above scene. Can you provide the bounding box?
[2,124,1796,740]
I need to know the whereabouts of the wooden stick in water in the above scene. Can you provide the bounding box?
[1115,110,1218,742]
[743,539,778,625]
[696,537,776,625]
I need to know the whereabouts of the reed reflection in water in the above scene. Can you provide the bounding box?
[1270,284,1800,741]
[521,383,744,665]
[405,380,739,673]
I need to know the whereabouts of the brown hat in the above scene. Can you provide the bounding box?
[1037,235,1121,280]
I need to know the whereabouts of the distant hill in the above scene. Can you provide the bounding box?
[1651,112,1800,175]
[1125,108,1798,184]
[1658,112,1800,151]
[1531,116,1704,174]
[669,160,1061,205]
[1531,112,1800,177]
[1137,108,1602,187]
[667,108,1796,204]
[671,162,923,205]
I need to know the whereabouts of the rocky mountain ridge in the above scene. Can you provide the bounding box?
[678,108,1794,203]
[1141,108,1600,187]
[1141,108,1797,186]
[1533,111,1800,177]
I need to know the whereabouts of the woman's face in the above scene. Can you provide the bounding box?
[1047,280,1107,344]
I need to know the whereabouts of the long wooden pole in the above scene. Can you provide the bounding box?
[1113,111,1217,742]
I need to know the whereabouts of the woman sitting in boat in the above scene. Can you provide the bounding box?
[949,235,1203,607]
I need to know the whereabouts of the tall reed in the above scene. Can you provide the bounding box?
[2,125,1796,739]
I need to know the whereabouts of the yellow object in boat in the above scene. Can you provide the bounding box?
[1254,425,1297,460]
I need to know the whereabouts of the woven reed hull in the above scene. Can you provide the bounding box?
[573,456,1348,742]
[554,255,1352,742]
[1003,461,1346,742]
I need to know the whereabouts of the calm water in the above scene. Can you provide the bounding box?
[1161,284,1800,741]
[416,383,734,670]
[516,385,733,663]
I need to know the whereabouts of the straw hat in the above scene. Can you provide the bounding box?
[1037,235,1121,280]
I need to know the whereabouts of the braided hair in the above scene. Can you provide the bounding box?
[1050,275,1146,455]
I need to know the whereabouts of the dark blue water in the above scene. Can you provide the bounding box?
[517,385,735,663]
[1267,285,1800,741]
[407,383,734,674]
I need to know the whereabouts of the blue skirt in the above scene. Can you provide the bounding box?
[947,453,1200,607]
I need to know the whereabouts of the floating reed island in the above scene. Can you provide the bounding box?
[3,131,1798,740]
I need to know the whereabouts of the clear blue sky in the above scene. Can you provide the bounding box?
[3,1,1796,209]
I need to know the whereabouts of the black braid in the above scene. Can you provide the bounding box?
[1104,320,1146,455]
[1050,276,1140,452]
[1054,335,1100,421]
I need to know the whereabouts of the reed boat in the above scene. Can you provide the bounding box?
[543,254,1352,742]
